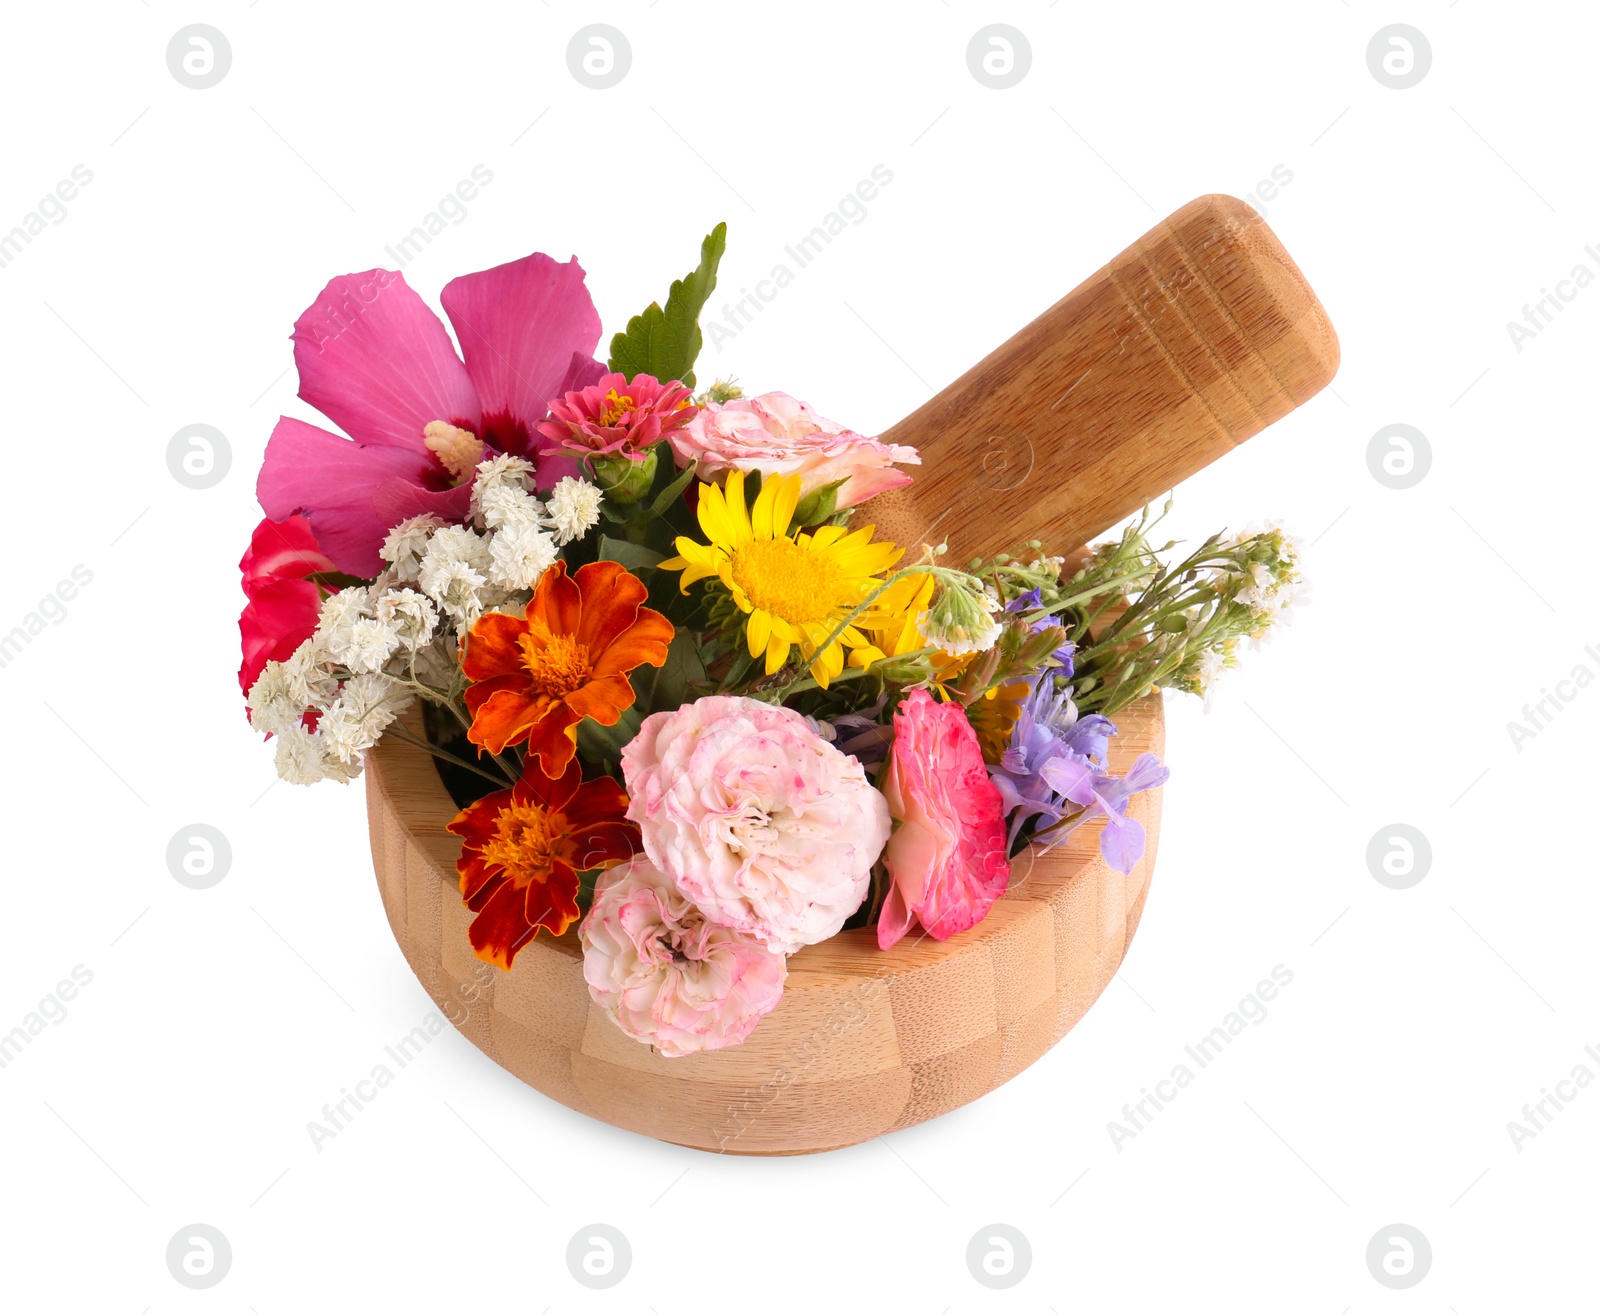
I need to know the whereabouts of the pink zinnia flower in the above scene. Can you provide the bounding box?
[877,688,1011,950]
[580,855,787,1057]
[237,514,334,698]
[668,391,918,509]
[536,371,697,460]
[257,254,605,576]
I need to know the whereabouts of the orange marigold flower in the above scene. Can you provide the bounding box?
[448,758,639,968]
[462,559,673,773]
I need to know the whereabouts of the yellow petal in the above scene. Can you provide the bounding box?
[726,470,753,545]
[771,474,802,536]
[751,474,779,541]
[747,607,772,659]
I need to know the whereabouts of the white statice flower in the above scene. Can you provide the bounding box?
[375,588,438,651]
[319,673,414,767]
[380,514,445,583]
[420,558,488,626]
[478,482,547,532]
[274,724,361,786]
[418,525,492,625]
[281,637,340,711]
[470,453,537,526]
[317,585,375,670]
[246,661,306,736]
[340,616,401,674]
[545,475,604,546]
[318,585,369,637]
[488,521,558,590]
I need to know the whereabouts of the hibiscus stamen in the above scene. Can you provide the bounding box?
[423,421,486,482]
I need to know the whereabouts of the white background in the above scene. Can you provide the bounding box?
[1,1,1595,1310]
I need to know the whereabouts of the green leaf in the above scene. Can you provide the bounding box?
[597,535,666,572]
[792,479,845,528]
[607,223,727,388]
[648,459,699,519]
[631,630,706,715]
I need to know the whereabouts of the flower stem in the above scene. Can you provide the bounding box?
[385,724,515,788]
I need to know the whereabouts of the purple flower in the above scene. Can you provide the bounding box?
[1006,588,1075,675]
[988,679,1169,873]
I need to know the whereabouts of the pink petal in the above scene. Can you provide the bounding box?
[556,349,607,396]
[371,476,473,528]
[239,513,334,587]
[440,255,601,456]
[239,577,321,695]
[876,883,915,950]
[257,417,440,576]
[292,269,480,451]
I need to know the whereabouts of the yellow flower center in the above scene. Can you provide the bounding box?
[599,388,635,427]
[729,537,843,625]
[479,800,558,882]
[519,632,594,698]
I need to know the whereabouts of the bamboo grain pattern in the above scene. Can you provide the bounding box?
[862,194,1340,562]
[366,697,1163,1155]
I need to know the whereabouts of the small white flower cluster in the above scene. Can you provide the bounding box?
[246,584,437,785]
[247,459,606,786]
[1225,519,1306,643]
[920,572,1003,656]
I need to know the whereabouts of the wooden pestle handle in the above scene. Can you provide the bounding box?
[860,195,1339,561]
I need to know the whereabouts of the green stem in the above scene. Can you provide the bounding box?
[385,724,515,788]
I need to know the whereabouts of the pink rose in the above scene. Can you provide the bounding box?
[622,696,891,953]
[581,856,786,1057]
[667,391,918,510]
[877,689,1011,950]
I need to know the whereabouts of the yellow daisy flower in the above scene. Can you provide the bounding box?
[661,471,905,687]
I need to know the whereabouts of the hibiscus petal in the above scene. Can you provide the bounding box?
[440,255,601,457]
[257,417,439,576]
[371,477,472,532]
[293,269,480,450]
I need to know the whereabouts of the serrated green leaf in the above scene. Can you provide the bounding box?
[607,223,727,388]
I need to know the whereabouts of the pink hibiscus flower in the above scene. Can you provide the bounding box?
[257,254,605,576]
[877,688,1011,950]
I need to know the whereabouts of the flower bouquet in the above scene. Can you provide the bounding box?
[242,199,1331,1150]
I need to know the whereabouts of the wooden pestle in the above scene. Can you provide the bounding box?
[859,194,1340,561]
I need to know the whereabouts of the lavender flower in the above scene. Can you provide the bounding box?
[1005,588,1076,675]
[988,678,1168,873]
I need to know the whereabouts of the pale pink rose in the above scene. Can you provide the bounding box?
[667,391,918,510]
[580,856,786,1057]
[877,688,1011,950]
[622,695,891,953]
